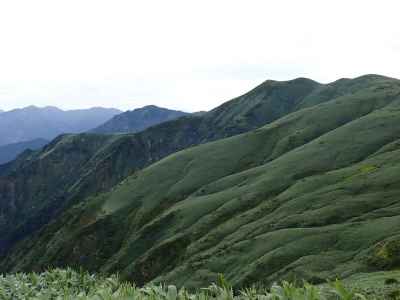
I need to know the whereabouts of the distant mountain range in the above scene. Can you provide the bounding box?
[0,106,121,146]
[0,138,49,165]
[2,75,400,289]
[91,105,189,134]
[0,105,189,164]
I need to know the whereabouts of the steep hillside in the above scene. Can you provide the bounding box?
[0,138,49,164]
[0,106,121,146]
[91,105,190,134]
[0,77,323,256]
[2,75,400,289]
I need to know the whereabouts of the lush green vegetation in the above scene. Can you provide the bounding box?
[2,74,400,290]
[3,268,400,299]
[0,74,392,257]
[0,76,320,257]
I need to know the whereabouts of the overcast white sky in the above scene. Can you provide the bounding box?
[0,0,399,112]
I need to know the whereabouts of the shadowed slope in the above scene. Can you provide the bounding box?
[91,105,190,134]
[0,77,321,255]
[0,138,49,164]
[3,75,400,289]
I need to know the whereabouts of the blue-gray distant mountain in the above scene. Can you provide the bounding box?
[91,105,190,134]
[0,106,121,146]
[0,138,49,165]
[4,75,400,288]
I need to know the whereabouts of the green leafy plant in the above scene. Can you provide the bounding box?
[0,269,378,300]
[329,279,367,300]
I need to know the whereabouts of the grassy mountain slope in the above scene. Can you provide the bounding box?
[0,138,48,165]
[91,105,190,134]
[0,77,323,256]
[3,75,400,289]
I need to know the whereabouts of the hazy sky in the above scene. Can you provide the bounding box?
[0,0,399,112]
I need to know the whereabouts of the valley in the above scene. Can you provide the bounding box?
[1,75,400,293]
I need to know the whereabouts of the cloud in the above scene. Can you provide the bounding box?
[0,0,399,111]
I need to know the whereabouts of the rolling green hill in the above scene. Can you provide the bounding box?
[0,76,322,256]
[2,74,400,289]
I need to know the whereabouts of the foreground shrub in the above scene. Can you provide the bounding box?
[0,268,372,300]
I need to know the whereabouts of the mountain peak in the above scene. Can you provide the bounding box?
[3,74,400,288]
[24,105,40,110]
[141,104,160,109]
[290,77,320,84]
[0,107,121,146]
[130,105,162,112]
[354,74,395,81]
[92,105,189,134]
[260,77,320,85]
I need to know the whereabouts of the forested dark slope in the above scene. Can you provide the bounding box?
[0,77,322,256]
[2,75,400,289]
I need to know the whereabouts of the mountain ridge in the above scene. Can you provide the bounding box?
[0,105,191,164]
[0,76,323,256]
[91,105,190,134]
[2,74,400,289]
[0,138,49,165]
[0,106,121,146]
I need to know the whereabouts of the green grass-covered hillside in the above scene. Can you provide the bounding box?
[0,76,322,256]
[0,74,365,256]
[2,75,400,289]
